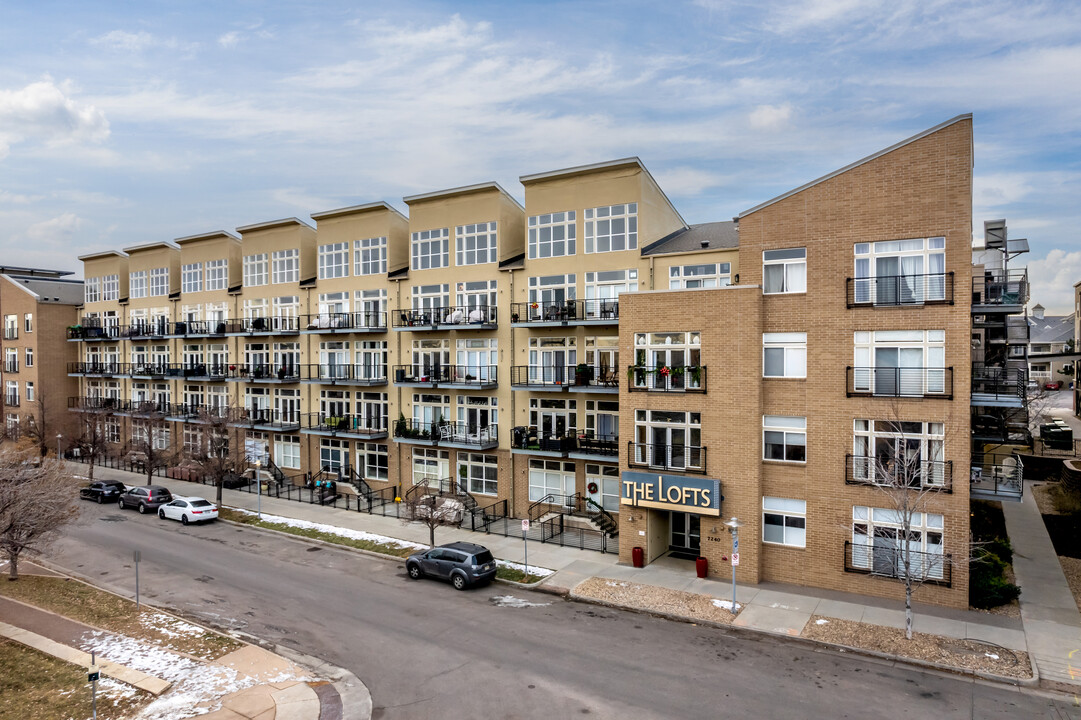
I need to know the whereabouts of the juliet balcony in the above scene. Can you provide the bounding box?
[394,364,497,390]
[627,442,707,474]
[845,272,954,308]
[843,454,953,492]
[391,305,497,331]
[509,365,618,393]
[627,365,706,393]
[301,363,388,386]
[510,299,618,327]
[845,366,954,399]
[393,419,499,450]
[844,541,951,587]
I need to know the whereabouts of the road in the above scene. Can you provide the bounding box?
[46,502,1073,719]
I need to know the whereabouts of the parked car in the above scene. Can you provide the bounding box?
[405,542,497,590]
[117,485,173,514]
[1045,380,1063,391]
[158,496,218,525]
[79,479,127,504]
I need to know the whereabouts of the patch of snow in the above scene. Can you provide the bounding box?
[815,618,830,625]
[489,595,551,608]
[985,652,1000,660]
[231,508,428,551]
[605,580,630,588]
[496,560,553,577]
[768,602,793,610]
[711,599,742,611]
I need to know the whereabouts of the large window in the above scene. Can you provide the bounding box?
[354,237,387,276]
[129,271,147,299]
[586,464,620,512]
[411,228,449,270]
[529,397,577,438]
[852,419,946,487]
[669,263,731,289]
[243,253,268,286]
[412,447,449,486]
[102,275,119,301]
[633,409,703,471]
[274,435,301,469]
[763,333,806,378]
[319,242,350,279]
[763,416,806,462]
[528,459,576,502]
[853,237,946,305]
[456,222,497,266]
[763,248,806,294]
[527,274,575,316]
[585,203,637,253]
[763,498,806,547]
[272,249,298,284]
[149,267,169,297]
[361,442,388,481]
[458,452,498,496]
[851,507,945,581]
[853,330,946,396]
[528,211,576,259]
[182,263,203,293]
[631,332,701,390]
[206,259,228,291]
[84,277,101,304]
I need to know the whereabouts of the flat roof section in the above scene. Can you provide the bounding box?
[403,181,524,211]
[311,201,407,222]
[235,217,314,234]
[174,230,241,246]
[122,241,180,254]
[78,250,128,261]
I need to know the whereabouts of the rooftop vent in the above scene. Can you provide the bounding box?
[700,239,710,248]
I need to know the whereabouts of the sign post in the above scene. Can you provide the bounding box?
[521,519,530,575]
[724,517,743,610]
[133,550,141,612]
[88,650,98,720]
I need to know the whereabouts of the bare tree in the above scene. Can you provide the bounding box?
[849,415,954,640]
[75,405,112,484]
[126,411,177,486]
[0,449,81,580]
[22,388,58,458]
[188,407,246,507]
[399,479,463,548]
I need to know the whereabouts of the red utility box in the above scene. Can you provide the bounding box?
[696,556,708,578]
[632,546,644,568]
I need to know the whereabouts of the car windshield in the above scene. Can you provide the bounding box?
[472,550,494,564]
[191,500,213,508]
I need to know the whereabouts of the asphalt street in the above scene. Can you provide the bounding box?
[44,502,1078,719]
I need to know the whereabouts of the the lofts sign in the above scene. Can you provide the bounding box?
[620,471,722,516]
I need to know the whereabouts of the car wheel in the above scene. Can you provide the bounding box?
[451,573,468,591]
[158,509,166,519]
[138,503,147,514]
[118,498,125,510]
[181,515,189,526]
[407,563,422,580]
[96,495,103,505]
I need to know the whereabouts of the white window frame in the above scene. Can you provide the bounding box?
[853,330,946,395]
[411,228,449,271]
[243,253,268,287]
[319,242,350,279]
[762,416,807,463]
[851,506,945,580]
[129,270,147,299]
[24,348,33,368]
[354,237,387,276]
[763,332,807,378]
[149,267,169,297]
[762,248,807,294]
[274,434,301,470]
[23,313,32,333]
[102,275,119,301]
[84,277,101,303]
[458,452,499,496]
[205,259,228,291]
[763,497,806,547]
[528,459,576,503]
[528,211,576,259]
[584,203,637,253]
[853,237,946,305]
[456,222,497,266]
[271,249,299,284]
[182,262,203,293]
[669,262,731,289]
[852,419,946,488]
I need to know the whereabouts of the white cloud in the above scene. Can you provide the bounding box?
[748,103,793,130]
[91,30,157,52]
[218,32,241,49]
[0,78,109,158]
[269,188,339,212]
[651,167,730,197]
[1027,249,1081,315]
[0,190,41,204]
[24,212,84,246]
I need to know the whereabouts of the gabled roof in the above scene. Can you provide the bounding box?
[740,114,973,218]
[403,181,524,212]
[2,274,85,305]
[1028,314,1076,344]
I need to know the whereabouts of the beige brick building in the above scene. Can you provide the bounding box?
[68,113,1027,608]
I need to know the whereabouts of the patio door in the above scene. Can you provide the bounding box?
[530,348,570,384]
[670,512,700,553]
[320,439,347,473]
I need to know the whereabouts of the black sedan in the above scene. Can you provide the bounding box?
[79,480,127,504]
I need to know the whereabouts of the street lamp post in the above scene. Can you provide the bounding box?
[56,433,62,460]
[724,516,743,609]
[255,459,262,519]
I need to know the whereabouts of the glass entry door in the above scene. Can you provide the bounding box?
[670,512,700,553]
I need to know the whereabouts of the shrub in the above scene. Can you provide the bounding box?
[970,547,1022,608]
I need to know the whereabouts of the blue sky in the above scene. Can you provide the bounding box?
[1,0,1079,311]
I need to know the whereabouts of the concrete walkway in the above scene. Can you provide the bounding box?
[1002,482,1081,688]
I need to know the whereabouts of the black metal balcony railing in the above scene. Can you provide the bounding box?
[971,364,1026,401]
[391,305,497,329]
[302,412,388,436]
[572,433,619,457]
[67,361,122,375]
[68,396,122,412]
[300,312,387,332]
[844,455,953,492]
[845,272,954,308]
[67,324,122,340]
[510,299,618,324]
[229,407,302,430]
[393,419,499,447]
[627,442,706,474]
[844,541,951,587]
[970,458,1024,499]
[170,363,231,380]
[165,403,230,421]
[171,320,229,336]
[509,365,620,389]
[123,400,171,416]
[846,367,953,399]
[225,364,301,382]
[393,364,498,387]
[128,363,171,378]
[122,321,170,339]
[510,427,618,456]
[301,363,387,385]
[627,365,705,392]
[972,268,1029,307]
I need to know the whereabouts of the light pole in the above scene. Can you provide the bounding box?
[724,516,743,609]
[56,433,62,460]
[255,458,262,519]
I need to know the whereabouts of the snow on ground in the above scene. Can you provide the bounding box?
[489,595,552,608]
[231,508,429,551]
[711,599,742,612]
[815,618,830,625]
[497,560,553,577]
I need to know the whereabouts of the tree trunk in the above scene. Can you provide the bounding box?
[905,583,913,640]
[216,476,224,507]
[429,524,435,548]
[88,457,95,483]
[7,554,18,581]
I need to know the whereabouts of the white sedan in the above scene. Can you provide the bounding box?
[158,497,219,525]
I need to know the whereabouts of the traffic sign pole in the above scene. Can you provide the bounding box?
[522,519,530,575]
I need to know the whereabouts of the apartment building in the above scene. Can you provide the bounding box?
[70,113,1019,608]
[1,267,83,449]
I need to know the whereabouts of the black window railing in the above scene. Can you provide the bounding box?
[627,365,705,392]
[225,364,301,381]
[391,305,497,329]
[300,312,387,332]
[3,361,18,374]
[844,454,952,492]
[509,299,618,324]
[392,364,497,386]
[627,442,706,474]
[393,419,498,447]
[301,363,387,384]
[971,364,1026,400]
[846,272,954,308]
[509,365,619,389]
[844,540,951,587]
[228,407,302,429]
[846,366,953,399]
[302,412,387,436]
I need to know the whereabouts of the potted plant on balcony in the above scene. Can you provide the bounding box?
[395,413,408,438]
[575,363,593,386]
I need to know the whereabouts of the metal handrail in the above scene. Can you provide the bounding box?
[627,442,707,474]
[510,299,619,324]
[846,366,954,399]
[844,540,951,587]
[845,272,954,308]
[393,364,497,385]
[844,454,953,492]
[627,364,706,392]
[391,305,497,328]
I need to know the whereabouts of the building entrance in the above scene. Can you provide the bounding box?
[669,511,700,557]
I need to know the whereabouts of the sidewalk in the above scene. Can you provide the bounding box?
[1002,481,1081,689]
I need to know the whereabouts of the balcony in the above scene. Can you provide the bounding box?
[167,320,229,337]
[301,412,387,439]
[510,299,618,327]
[972,269,1029,310]
[301,363,387,386]
[510,365,619,393]
[846,367,954,399]
[391,305,497,331]
[300,312,387,334]
[128,363,171,379]
[970,457,1023,501]
[66,320,121,341]
[123,321,169,340]
[510,427,619,460]
[3,361,18,374]
[627,365,705,393]
[971,364,1025,407]
[224,316,300,336]
[393,419,499,450]
[68,396,121,412]
[627,442,707,474]
[393,364,497,390]
[845,272,954,308]
[844,541,951,587]
[168,363,230,381]
[229,407,302,432]
[4,394,19,408]
[225,364,301,383]
[67,362,122,377]
[844,455,952,492]
[118,400,171,417]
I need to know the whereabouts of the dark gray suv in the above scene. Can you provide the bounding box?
[117,485,173,514]
[406,542,497,590]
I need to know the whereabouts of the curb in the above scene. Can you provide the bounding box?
[568,590,1043,690]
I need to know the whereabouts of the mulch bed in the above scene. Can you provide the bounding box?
[1042,514,1081,558]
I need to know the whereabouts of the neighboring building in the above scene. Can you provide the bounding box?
[1027,304,1075,386]
[70,114,1023,608]
[0,267,83,450]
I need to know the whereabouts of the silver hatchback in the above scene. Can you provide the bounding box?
[406,542,497,590]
